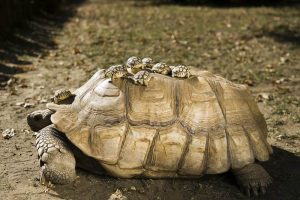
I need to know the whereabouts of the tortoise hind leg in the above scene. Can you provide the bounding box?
[36,125,77,185]
[233,163,272,196]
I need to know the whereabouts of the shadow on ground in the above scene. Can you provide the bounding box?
[262,24,300,47]
[136,0,300,8]
[0,0,84,85]
[51,147,300,200]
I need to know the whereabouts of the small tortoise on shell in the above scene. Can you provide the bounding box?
[27,69,272,196]
[129,70,152,86]
[171,65,190,78]
[105,65,128,80]
[126,56,145,74]
[51,89,74,104]
[142,57,154,68]
[152,63,171,75]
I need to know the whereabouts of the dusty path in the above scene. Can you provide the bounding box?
[0,0,299,199]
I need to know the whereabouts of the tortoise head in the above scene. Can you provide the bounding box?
[27,109,54,132]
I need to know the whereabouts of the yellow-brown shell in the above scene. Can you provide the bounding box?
[47,69,272,178]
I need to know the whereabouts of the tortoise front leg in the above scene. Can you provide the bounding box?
[36,125,77,185]
[233,163,272,196]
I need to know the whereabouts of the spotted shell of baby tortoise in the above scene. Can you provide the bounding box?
[131,70,152,86]
[152,63,172,75]
[126,56,146,74]
[171,65,190,78]
[105,65,128,79]
[51,89,73,104]
[126,56,142,68]
[142,57,154,68]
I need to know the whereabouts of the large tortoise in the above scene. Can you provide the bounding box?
[27,62,272,196]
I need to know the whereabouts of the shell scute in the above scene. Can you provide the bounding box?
[179,134,207,175]
[91,124,126,164]
[94,79,121,97]
[206,127,230,174]
[147,124,187,172]
[127,76,176,126]
[178,77,226,133]
[218,81,272,162]
[118,126,157,170]
[226,125,254,169]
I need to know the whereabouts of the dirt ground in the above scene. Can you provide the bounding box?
[0,0,299,199]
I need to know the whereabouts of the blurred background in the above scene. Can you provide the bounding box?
[0,0,299,199]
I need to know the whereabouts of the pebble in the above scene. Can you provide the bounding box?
[16,102,25,106]
[108,189,127,200]
[130,186,136,191]
[21,129,30,134]
[40,99,48,103]
[2,128,16,139]
[24,103,35,108]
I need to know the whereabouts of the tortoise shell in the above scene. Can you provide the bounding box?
[47,69,272,178]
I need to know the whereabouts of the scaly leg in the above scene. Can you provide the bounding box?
[36,125,77,185]
[233,163,272,196]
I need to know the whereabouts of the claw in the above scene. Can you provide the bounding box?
[44,181,55,193]
[233,163,272,196]
[245,187,250,197]
[252,186,259,196]
[260,186,266,195]
[72,176,80,188]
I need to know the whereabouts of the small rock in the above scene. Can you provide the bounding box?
[7,78,15,86]
[108,189,127,200]
[130,186,136,191]
[39,99,48,103]
[274,77,289,85]
[21,129,30,134]
[2,128,16,139]
[244,79,254,86]
[138,187,145,194]
[276,135,282,140]
[16,102,25,106]
[73,47,81,54]
[24,103,35,108]
[49,51,57,57]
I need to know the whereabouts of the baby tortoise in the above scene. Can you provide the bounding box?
[171,65,191,78]
[142,57,154,68]
[152,62,171,75]
[105,65,128,80]
[129,70,152,86]
[126,56,145,74]
[51,89,74,104]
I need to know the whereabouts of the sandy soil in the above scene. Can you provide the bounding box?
[0,0,299,199]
